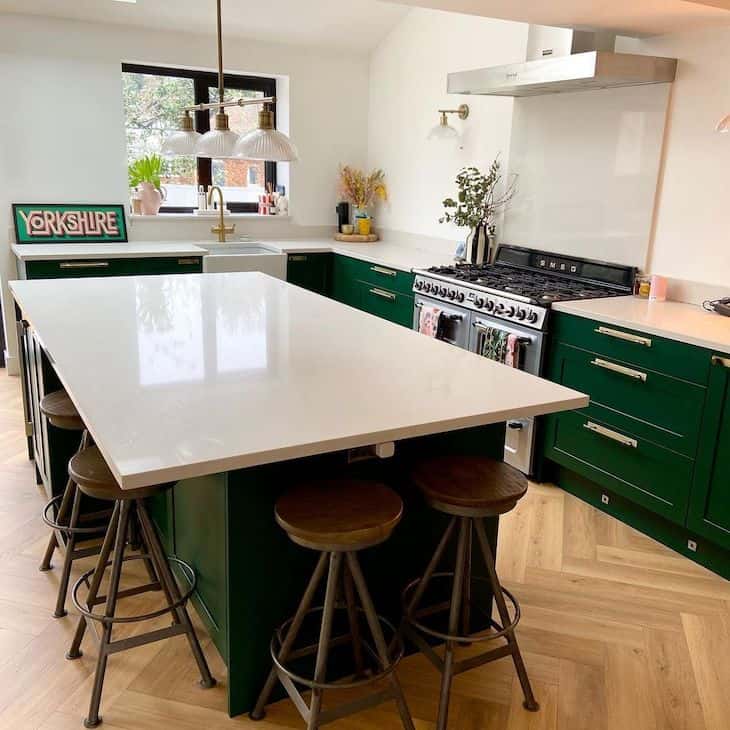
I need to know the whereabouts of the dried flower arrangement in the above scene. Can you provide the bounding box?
[338,166,388,211]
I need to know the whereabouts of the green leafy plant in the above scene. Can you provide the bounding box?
[128,155,164,189]
[439,157,516,234]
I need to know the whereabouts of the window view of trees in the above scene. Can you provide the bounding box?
[122,66,276,212]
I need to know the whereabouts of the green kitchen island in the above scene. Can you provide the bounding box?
[10,272,585,717]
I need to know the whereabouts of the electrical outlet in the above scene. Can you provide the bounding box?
[687,539,698,552]
[601,494,610,505]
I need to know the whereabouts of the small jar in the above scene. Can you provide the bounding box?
[635,275,651,298]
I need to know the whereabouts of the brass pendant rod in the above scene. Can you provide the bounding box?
[216,0,224,113]
[184,96,276,114]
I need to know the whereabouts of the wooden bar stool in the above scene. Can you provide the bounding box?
[250,479,415,730]
[38,390,109,618]
[65,446,216,728]
[402,455,538,730]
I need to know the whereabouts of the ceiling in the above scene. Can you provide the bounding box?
[382,0,730,36]
[0,0,410,53]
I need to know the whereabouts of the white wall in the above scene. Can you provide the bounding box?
[0,13,369,368]
[367,8,528,244]
[626,27,730,289]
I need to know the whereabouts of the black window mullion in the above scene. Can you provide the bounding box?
[194,77,212,191]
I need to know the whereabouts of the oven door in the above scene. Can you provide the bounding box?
[413,295,471,349]
[469,315,545,475]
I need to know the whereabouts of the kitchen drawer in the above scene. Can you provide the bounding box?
[356,281,414,327]
[544,409,693,524]
[551,343,706,457]
[335,254,414,296]
[552,313,711,385]
[25,256,203,279]
[286,253,331,295]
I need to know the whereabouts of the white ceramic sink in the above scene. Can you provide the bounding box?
[200,241,287,279]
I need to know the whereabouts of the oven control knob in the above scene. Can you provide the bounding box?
[516,308,527,321]
[484,299,495,312]
[422,283,431,293]
[505,305,516,317]
[439,286,448,297]
[494,302,504,314]
[475,297,485,308]
[456,292,465,303]
[447,289,456,300]
[415,280,423,290]
[527,311,539,324]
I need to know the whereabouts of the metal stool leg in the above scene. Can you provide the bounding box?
[474,518,538,712]
[250,553,329,721]
[136,500,216,689]
[461,520,473,639]
[434,517,469,730]
[67,503,120,660]
[346,552,415,730]
[84,500,132,728]
[343,562,365,678]
[53,484,83,618]
[308,552,342,730]
[39,532,58,573]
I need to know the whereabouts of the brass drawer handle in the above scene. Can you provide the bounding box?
[289,255,307,262]
[594,326,652,348]
[59,261,109,269]
[590,357,647,382]
[583,421,638,449]
[712,355,730,368]
[370,265,397,277]
[177,258,199,265]
[369,287,396,301]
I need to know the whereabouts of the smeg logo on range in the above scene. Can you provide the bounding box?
[413,275,545,329]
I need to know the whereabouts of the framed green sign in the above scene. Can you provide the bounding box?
[12,203,128,244]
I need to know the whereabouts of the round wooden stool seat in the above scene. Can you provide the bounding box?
[275,480,403,550]
[410,455,527,516]
[40,390,84,431]
[69,446,169,501]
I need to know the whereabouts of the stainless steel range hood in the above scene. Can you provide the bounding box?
[447,28,677,97]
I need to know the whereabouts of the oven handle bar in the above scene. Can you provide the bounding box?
[472,321,532,344]
[414,302,464,321]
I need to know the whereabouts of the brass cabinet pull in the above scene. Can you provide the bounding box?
[583,421,638,449]
[369,287,396,301]
[59,261,109,269]
[590,357,647,382]
[370,265,397,277]
[594,326,652,348]
[712,355,730,368]
[289,255,308,262]
[177,258,199,265]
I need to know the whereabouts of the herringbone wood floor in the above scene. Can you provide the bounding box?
[0,370,728,730]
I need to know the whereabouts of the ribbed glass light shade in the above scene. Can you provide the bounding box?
[428,121,459,141]
[716,114,730,134]
[234,129,299,162]
[195,129,239,159]
[161,130,201,157]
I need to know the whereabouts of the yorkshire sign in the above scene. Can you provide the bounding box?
[13,204,128,244]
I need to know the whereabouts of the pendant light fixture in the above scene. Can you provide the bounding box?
[160,0,298,162]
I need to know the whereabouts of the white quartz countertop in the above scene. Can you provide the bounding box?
[10,273,586,489]
[11,236,455,272]
[553,296,730,353]
[12,241,207,260]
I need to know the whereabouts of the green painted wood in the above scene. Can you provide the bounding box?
[145,490,175,556]
[330,254,361,308]
[687,356,730,549]
[555,465,730,581]
[25,256,203,279]
[355,280,414,327]
[551,312,711,385]
[544,409,693,524]
[549,342,706,457]
[286,252,332,295]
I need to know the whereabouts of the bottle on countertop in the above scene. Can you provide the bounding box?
[197,185,207,211]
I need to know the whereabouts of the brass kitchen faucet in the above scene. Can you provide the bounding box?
[208,186,236,242]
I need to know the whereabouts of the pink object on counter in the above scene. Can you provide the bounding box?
[418,305,442,337]
[649,275,667,302]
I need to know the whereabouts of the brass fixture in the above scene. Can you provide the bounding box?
[208,186,235,242]
[438,104,470,124]
[428,104,469,141]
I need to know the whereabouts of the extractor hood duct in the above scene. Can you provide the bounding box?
[447,27,677,97]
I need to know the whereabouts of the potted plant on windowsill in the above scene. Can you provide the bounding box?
[128,155,167,216]
[440,157,516,264]
[338,165,387,236]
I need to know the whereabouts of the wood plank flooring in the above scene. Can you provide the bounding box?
[0,370,727,729]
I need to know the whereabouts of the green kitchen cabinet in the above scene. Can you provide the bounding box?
[24,256,203,279]
[286,252,332,295]
[687,355,730,549]
[355,280,414,327]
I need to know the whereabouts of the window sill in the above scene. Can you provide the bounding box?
[130,213,290,221]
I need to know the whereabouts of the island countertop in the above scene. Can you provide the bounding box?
[10,273,587,489]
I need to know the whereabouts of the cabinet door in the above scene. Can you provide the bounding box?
[687,355,730,548]
[286,253,331,295]
[331,255,360,307]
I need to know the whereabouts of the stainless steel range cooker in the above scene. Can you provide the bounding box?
[412,245,636,474]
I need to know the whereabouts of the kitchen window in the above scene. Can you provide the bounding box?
[122,63,277,214]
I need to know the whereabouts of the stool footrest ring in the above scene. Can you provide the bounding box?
[42,495,110,536]
[271,605,404,692]
[402,571,521,644]
[71,555,197,625]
